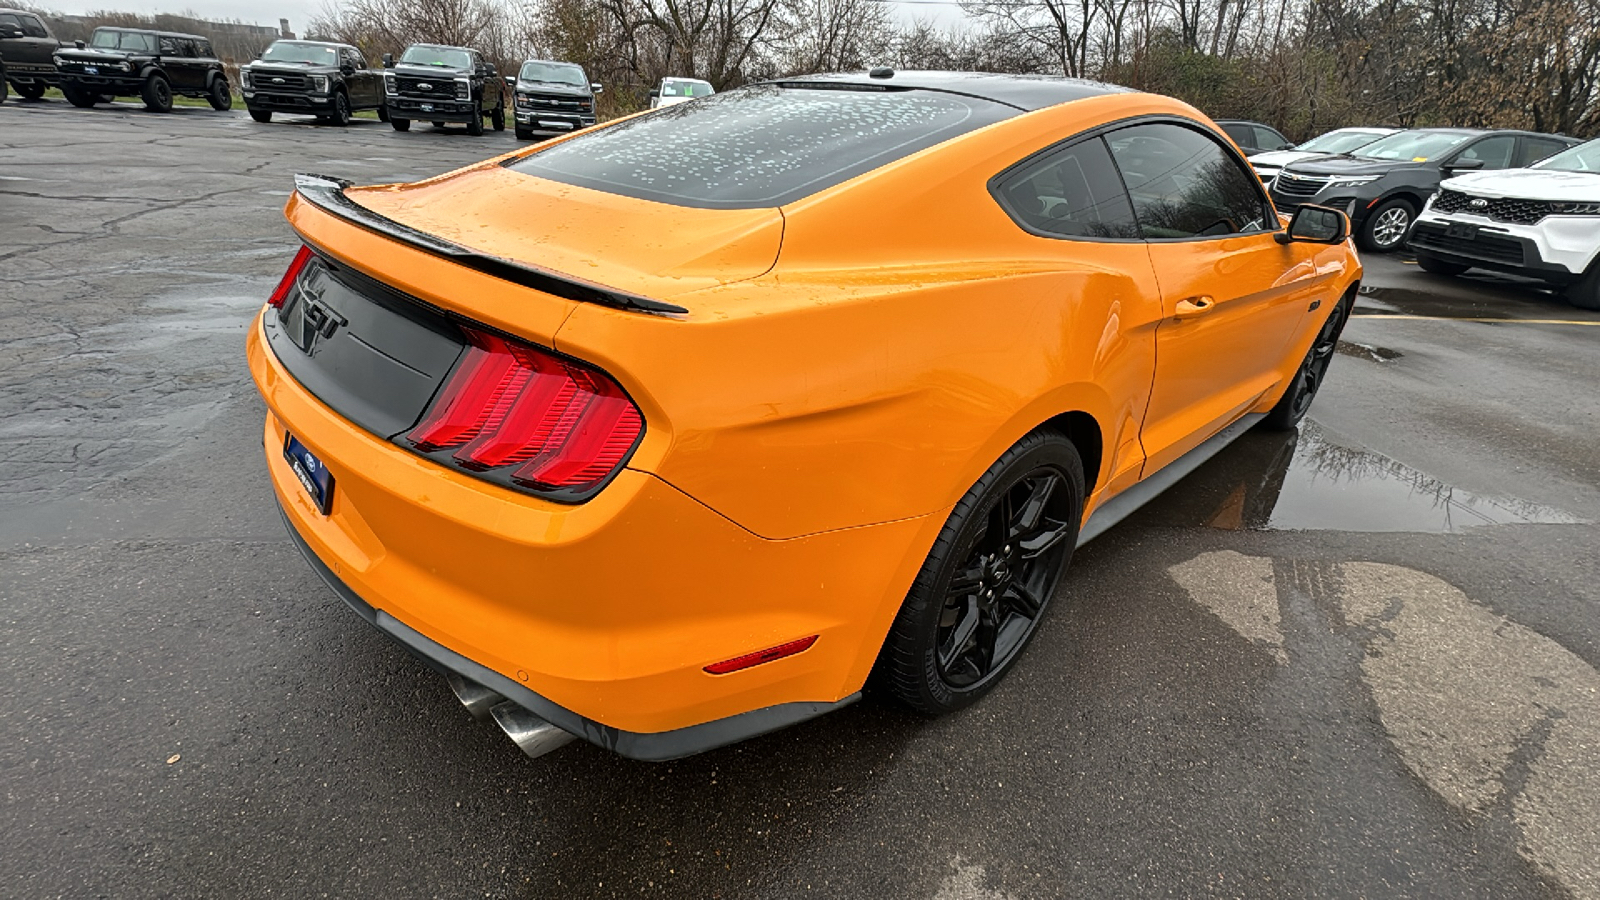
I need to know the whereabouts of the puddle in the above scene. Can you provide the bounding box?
[1335,340,1402,362]
[1134,422,1585,533]
[1356,281,1563,320]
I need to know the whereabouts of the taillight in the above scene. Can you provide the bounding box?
[704,636,819,675]
[268,245,314,308]
[402,327,643,501]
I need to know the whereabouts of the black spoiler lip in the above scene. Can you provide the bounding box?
[292,173,689,317]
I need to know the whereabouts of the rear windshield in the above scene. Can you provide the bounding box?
[90,29,156,52]
[507,84,1017,209]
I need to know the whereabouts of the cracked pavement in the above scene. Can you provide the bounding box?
[3,99,1600,899]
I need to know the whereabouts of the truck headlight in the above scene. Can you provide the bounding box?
[115,61,130,71]
[312,75,329,93]
[384,74,396,96]
[455,78,470,100]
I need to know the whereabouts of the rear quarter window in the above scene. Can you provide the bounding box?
[506,84,1017,209]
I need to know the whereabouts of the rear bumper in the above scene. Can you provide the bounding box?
[388,96,479,122]
[248,310,933,745]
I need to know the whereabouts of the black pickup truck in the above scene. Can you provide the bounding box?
[0,7,61,102]
[52,26,231,112]
[382,43,505,135]
[242,39,386,126]
[510,58,599,140]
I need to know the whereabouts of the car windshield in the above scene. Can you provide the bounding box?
[520,61,586,86]
[1298,130,1389,154]
[89,29,156,52]
[259,42,338,65]
[509,83,1016,209]
[662,79,713,98]
[1354,131,1473,162]
[1532,139,1600,172]
[400,46,471,68]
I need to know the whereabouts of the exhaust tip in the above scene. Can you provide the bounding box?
[445,673,505,722]
[489,702,578,759]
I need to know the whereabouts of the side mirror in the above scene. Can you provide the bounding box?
[591,82,602,93]
[648,89,659,99]
[1443,157,1485,173]
[0,28,23,39]
[1275,204,1349,245]
[1276,141,1295,151]
[504,75,515,90]
[74,39,85,49]
[381,53,393,68]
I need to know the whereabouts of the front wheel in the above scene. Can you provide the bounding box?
[249,107,271,123]
[515,123,533,141]
[390,116,410,132]
[1567,265,1600,311]
[206,77,232,110]
[63,83,98,108]
[17,80,46,100]
[1261,290,1354,430]
[878,430,1084,714]
[141,73,173,113]
[376,104,389,122]
[1415,250,1471,276]
[491,103,505,131]
[327,90,350,126]
[1357,198,1415,253]
[466,107,484,136]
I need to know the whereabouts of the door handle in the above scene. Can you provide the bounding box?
[1174,295,1216,318]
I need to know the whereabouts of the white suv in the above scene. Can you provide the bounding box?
[1409,137,1600,309]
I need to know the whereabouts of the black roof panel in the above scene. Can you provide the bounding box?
[771,71,1134,111]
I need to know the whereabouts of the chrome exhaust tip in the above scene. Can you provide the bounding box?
[490,702,577,759]
[445,672,505,722]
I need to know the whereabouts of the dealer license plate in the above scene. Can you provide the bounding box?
[283,433,335,514]
[420,103,434,112]
[84,66,98,74]
[1446,222,1479,240]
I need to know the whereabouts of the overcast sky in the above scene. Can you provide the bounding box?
[36,0,968,38]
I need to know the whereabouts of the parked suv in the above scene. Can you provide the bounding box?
[1247,127,1397,182]
[242,40,385,126]
[0,7,60,102]
[647,76,712,108]
[511,58,598,140]
[52,27,230,113]
[382,43,505,135]
[1269,127,1579,252]
[1409,138,1600,310]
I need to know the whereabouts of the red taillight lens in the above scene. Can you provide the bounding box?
[268,245,314,309]
[404,327,644,500]
[704,636,820,675]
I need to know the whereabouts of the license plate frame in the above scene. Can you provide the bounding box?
[1445,221,1479,241]
[420,103,434,112]
[283,433,335,515]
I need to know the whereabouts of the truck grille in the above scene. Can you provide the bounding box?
[255,71,311,90]
[395,75,456,100]
[1432,189,1552,225]
[1271,171,1332,199]
[517,93,590,112]
[1410,223,1526,265]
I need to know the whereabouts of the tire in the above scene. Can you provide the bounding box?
[1414,250,1471,276]
[63,83,98,108]
[491,103,504,131]
[1261,289,1355,430]
[878,429,1085,715]
[206,76,232,111]
[141,73,172,113]
[249,107,271,123]
[515,123,533,141]
[376,104,389,122]
[0,76,8,104]
[1357,198,1415,253]
[391,117,410,132]
[1566,264,1600,311]
[431,121,444,128]
[466,108,484,136]
[17,80,46,100]
[328,90,350,126]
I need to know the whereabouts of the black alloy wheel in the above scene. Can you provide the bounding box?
[466,104,484,136]
[491,102,505,131]
[329,90,351,126]
[880,430,1084,714]
[18,80,46,100]
[1262,290,1354,430]
[206,77,231,110]
[142,73,172,113]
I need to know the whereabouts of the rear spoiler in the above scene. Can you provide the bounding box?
[291,174,688,317]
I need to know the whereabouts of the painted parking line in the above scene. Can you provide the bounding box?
[1350,314,1600,326]
[1170,551,1600,899]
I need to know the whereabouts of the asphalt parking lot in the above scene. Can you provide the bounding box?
[3,98,1598,900]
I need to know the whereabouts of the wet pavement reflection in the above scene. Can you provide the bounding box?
[1130,421,1585,533]
[1354,275,1577,321]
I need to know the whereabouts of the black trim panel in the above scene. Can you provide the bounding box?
[276,499,860,761]
[292,173,688,317]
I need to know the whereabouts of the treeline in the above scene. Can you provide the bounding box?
[24,8,280,63]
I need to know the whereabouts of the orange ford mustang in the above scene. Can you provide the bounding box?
[248,71,1361,761]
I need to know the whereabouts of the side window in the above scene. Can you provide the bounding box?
[1220,123,1255,148]
[995,137,1140,240]
[1106,122,1274,239]
[181,39,199,58]
[1517,137,1570,167]
[1456,135,1516,169]
[1254,126,1288,150]
[198,41,214,58]
[21,14,48,37]
[159,36,178,55]
[0,13,22,30]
